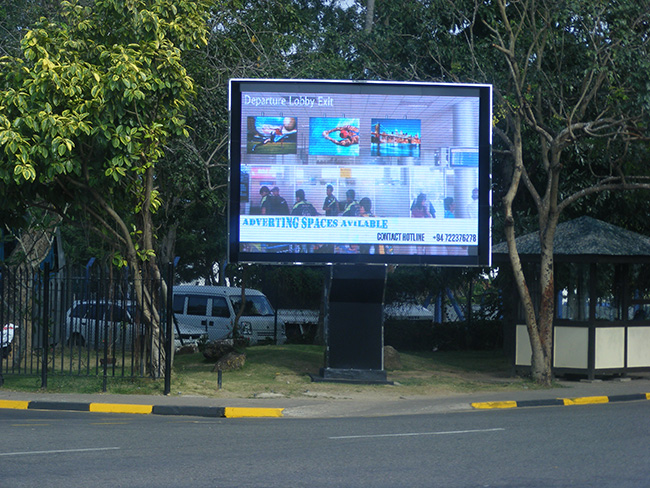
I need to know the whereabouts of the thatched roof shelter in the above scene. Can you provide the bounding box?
[492,216,650,263]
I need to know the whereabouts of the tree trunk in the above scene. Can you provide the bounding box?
[4,211,61,366]
[530,338,551,384]
[131,260,166,378]
[315,267,331,346]
[365,0,375,33]
[502,119,554,385]
[535,212,559,384]
[87,169,167,378]
[233,270,248,342]
[159,223,178,267]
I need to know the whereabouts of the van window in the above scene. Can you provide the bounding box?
[230,295,274,316]
[187,296,209,316]
[211,297,230,318]
[105,304,128,322]
[173,295,186,314]
[71,303,95,319]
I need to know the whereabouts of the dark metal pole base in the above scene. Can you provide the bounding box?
[309,367,393,385]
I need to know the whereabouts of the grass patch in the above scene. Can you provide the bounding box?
[396,349,509,373]
[1,374,164,395]
[1,345,545,398]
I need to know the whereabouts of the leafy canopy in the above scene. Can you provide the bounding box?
[0,0,210,262]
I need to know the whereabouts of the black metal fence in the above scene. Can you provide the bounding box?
[0,263,174,391]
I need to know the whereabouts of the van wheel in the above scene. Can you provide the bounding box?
[68,333,85,347]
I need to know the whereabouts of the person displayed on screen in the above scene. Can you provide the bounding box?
[323,125,359,147]
[359,197,374,218]
[466,187,478,218]
[410,193,433,255]
[444,197,456,218]
[410,193,433,218]
[251,127,282,152]
[251,118,297,152]
[259,186,272,215]
[358,197,380,254]
[322,184,339,216]
[291,189,319,216]
[268,187,290,215]
[341,189,361,216]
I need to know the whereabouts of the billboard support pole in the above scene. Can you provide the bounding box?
[311,264,391,384]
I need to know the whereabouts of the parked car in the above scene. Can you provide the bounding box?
[65,300,138,348]
[173,285,286,345]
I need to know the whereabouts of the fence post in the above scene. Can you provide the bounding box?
[101,266,109,392]
[41,263,50,389]
[274,284,278,345]
[164,262,174,395]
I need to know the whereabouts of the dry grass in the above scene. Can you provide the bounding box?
[2,345,546,398]
[167,345,541,400]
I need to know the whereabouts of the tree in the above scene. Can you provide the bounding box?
[0,0,210,376]
[448,0,650,383]
[0,0,62,57]
[354,0,460,81]
[159,0,362,284]
[343,0,650,382]
[188,1,649,378]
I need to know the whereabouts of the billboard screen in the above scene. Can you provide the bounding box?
[229,79,492,266]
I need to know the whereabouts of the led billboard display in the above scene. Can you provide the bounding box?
[229,79,492,266]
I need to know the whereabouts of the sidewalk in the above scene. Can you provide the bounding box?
[2,373,650,418]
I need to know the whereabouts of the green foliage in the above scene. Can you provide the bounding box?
[255,265,326,309]
[160,0,366,280]
[0,0,63,57]
[0,0,210,268]
[385,318,503,352]
[207,0,360,80]
[384,265,487,304]
[355,0,460,81]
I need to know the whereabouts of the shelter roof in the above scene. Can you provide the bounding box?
[492,216,650,261]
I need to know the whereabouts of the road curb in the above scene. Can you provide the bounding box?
[0,399,284,418]
[471,393,650,410]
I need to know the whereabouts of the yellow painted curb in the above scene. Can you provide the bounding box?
[0,399,30,410]
[224,407,284,418]
[89,403,153,414]
[470,401,517,410]
[646,393,650,400]
[562,396,609,406]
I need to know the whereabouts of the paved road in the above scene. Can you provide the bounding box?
[1,400,648,487]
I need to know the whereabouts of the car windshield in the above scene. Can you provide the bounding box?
[229,295,274,316]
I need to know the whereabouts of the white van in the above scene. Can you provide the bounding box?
[172,285,286,345]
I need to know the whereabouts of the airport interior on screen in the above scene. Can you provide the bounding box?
[232,81,490,261]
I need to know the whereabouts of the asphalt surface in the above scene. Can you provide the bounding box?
[2,373,650,418]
